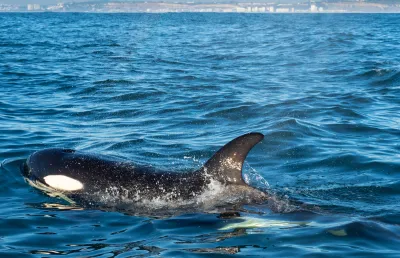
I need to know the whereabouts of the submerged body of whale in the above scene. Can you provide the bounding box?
[22,133,267,213]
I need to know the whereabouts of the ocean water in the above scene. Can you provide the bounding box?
[1,13,400,257]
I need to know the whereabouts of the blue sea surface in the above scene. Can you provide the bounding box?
[1,13,400,257]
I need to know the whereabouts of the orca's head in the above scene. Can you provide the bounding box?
[22,148,85,192]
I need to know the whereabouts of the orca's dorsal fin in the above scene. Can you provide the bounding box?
[200,132,264,185]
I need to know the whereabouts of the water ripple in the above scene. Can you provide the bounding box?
[1,13,400,257]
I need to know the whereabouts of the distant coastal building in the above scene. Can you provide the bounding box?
[47,3,64,11]
[276,8,290,13]
[20,1,400,14]
[0,4,21,12]
[310,4,318,12]
[276,4,295,13]
[27,4,41,11]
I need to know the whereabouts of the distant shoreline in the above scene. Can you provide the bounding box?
[1,1,400,14]
[2,11,400,14]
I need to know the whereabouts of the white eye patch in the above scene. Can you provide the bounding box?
[44,175,83,191]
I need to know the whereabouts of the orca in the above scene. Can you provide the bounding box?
[21,133,267,212]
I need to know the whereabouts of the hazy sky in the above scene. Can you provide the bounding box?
[0,0,315,4]
[0,0,379,5]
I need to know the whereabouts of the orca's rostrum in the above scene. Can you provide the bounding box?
[22,133,267,210]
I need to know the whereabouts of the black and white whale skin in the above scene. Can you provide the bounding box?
[22,133,267,211]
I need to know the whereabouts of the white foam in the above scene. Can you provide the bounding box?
[86,174,267,215]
